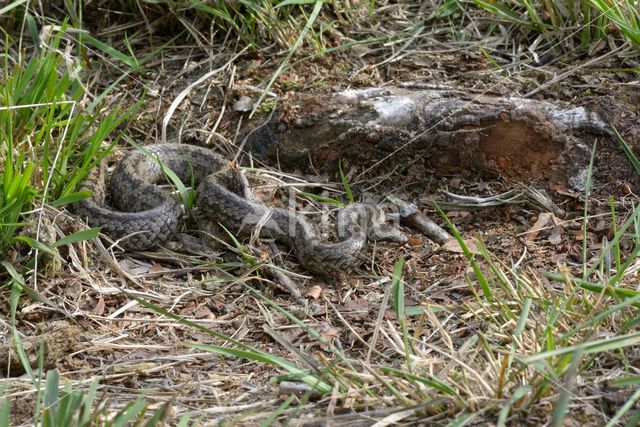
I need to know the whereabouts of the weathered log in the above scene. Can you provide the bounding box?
[243,85,610,191]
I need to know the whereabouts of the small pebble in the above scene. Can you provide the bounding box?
[233,95,255,112]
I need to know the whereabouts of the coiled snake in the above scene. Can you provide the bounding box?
[75,144,406,276]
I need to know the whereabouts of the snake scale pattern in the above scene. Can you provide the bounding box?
[75,144,406,276]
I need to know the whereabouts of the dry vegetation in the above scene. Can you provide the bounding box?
[1,1,640,426]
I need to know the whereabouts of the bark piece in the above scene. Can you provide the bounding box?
[244,86,610,190]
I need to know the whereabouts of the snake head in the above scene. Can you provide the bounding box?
[337,203,407,244]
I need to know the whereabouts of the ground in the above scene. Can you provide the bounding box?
[2,3,640,426]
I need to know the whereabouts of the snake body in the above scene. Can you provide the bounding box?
[76,144,405,275]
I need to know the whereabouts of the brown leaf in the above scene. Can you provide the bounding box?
[281,327,305,344]
[118,259,149,275]
[525,212,553,240]
[315,322,340,343]
[549,183,580,198]
[407,236,423,246]
[194,306,214,319]
[442,238,479,255]
[548,226,563,245]
[148,264,166,273]
[305,284,323,299]
[447,211,471,219]
[92,297,106,316]
[340,298,370,320]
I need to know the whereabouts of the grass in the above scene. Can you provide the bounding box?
[0,371,174,426]
[0,27,144,425]
[0,31,134,251]
[1,0,640,425]
[473,0,640,52]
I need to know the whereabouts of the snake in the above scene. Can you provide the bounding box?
[75,143,406,276]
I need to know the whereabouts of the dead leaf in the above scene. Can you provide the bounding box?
[551,252,568,263]
[118,259,149,275]
[525,212,553,240]
[148,264,166,273]
[549,183,580,198]
[442,238,479,255]
[476,182,491,192]
[594,220,610,232]
[447,211,471,219]
[281,327,305,344]
[525,212,563,241]
[92,297,106,316]
[315,322,340,343]
[407,236,423,246]
[340,298,370,320]
[351,45,373,58]
[194,306,214,319]
[548,226,563,245]
[412,56,433,67]
[305,285,323,299]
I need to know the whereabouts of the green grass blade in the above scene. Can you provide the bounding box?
[259,394,295,427]
[50,228,100,248]
[609,196,622,271]
[436,203,493,302]
[43,370,60,425]
[296,190,344,206]
[112,398,147,427]
[143,402,170,426]
[276,0,325,6]
[125,137,193,209]
[544,272,640,307]
[550,349,582,427]
[604,387,640,427]
[497,386,531,427]
[515,298,532,337]
[176,413,192,427]
[81,34,140,70]
[12,236,58,256]
[613,125,640,175]
[525,331,640,363]
[251,0,324,117]
[391,258,405,320]
[80,378,100,425]
[380,367,462,402]
[0,379,8,427]
[338,159,355,203]
[611,375,640,388]
[0,0,28,15]
[218,223,256,266]
[55,383,80,427]
[49,190,92,207]
[0,400,7,427]
[473,0,541,29]
[191,343,333,394]
[581,140,597,279]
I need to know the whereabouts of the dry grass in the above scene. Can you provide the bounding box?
[2,1,640,425]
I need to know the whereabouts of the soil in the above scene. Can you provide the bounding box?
[4,33,640,425]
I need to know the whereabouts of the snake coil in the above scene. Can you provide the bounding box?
[75,144,406,275]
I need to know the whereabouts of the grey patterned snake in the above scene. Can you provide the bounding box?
[75,144,406,275]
